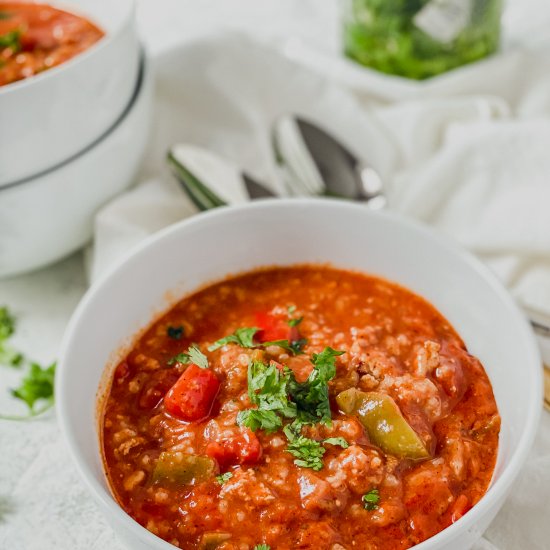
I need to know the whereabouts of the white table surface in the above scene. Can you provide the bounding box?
[1,1,549,549]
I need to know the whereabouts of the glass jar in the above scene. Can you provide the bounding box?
[342,0,503,80]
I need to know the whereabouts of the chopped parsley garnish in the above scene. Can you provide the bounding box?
[362,488,380,511]
[285,430,325,471]
[237,408,282,433]
[237,346,345,471]
[323,437,349,448]
[237,360,297,432]
[209,327,306,356]
[208,327,259,351]
[286,304,303,327]
[289,338,307,354]
[288,347,344,426]
[0,29,21,52]
[261,338,306,356]
[216,472,233,485]
[254,545,270,550]
[166,325,184,340]
[168,344,209,369]
[246,361,296,418]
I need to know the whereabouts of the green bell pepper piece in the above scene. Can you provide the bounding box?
[199,532,232,549]
[336,388,430,460]
[151,452,217,485]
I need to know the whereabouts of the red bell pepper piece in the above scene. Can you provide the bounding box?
[206,428,262,468]
[254,311,289,342]
[164,364,220,422]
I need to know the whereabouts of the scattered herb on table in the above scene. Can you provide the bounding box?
[0,306,23,367]
[0,306,57,421]
[0,306,16,340]
[8,362,57,419]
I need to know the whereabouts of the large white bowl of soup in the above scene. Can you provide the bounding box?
[57,199,542,550]
[0,0,139,185]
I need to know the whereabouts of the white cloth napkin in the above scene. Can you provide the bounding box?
[83,27,550,550]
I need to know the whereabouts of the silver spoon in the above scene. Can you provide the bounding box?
[271,114,386,209]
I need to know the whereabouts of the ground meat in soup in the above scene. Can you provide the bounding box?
[102,266,500,549]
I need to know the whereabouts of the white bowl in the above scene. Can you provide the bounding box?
[0,0,140,185]
[57,199,542,550]
[0,51,152,278]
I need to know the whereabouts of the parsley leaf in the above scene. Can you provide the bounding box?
[254,545,270,550]
[362,488,380,511]
[238,360,298,433]
[208,327,259,351]
[285,430,326,471]
[237,408,282,433]
[323,437,349,448]
[0,29,21,52]
[10,362,56,414]
[247,360,296,417]
[0,347,23,367]
[290,338,307,354]
[216,472,233,485]
[287,316,303,327]
[287,305,296,315]
[0,306,15,340]
[168,344,209,369]
[288,347,344,426]
[166,325,184,340]
[209,325,306,356]
[262,338,307,356]
[0,307,23,368]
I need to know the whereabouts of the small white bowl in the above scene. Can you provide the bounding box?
[0,51,152,278]
[57,199,542,550]
[0,0,140,185]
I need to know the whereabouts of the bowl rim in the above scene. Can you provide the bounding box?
[0,47,147,192]
[57,199,543,550]
[0,0,136,96]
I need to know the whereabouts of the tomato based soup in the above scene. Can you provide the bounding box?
[102,267,500,550]
[0,2,103,86]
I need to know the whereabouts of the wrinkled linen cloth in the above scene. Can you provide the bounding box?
[3,1,550,549]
